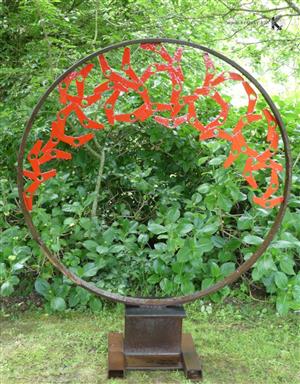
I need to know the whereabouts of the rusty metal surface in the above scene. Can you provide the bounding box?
[108,328,202,380]
[17,38,292,306]
[125,305,186,317]
[108,333,125,378]
[124,305,185,356]
[125,355,183,370]
[108,307,201,379]
[182,333,203,381]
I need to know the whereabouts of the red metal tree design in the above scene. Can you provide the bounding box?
[23,43,283,211]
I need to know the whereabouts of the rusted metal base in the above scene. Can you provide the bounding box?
[108,305,202,381]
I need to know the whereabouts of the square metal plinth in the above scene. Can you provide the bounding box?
[124,305,185,357]
[108,305,202,381]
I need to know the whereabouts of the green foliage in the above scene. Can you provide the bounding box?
[0,0,299,314]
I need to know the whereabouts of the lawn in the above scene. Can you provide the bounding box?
[1,301,299,384]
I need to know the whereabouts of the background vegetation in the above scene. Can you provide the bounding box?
[0,0,299,315]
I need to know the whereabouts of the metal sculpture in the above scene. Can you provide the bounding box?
[17,38,292,381]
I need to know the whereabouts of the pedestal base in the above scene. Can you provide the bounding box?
[107,305,202,381]
[108,333,202,380]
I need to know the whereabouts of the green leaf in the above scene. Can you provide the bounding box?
[10,275,19,285]
[0,263,6,278]
[280,256,295,275]
[237,216,253,230]
[225,239,241,251]
[148,222,167,235]
[218,250,234,263]
[1,281,14,297]
[230,188,247,202]
[276,295,289,315]
[35,278,50,297]
[12,263,24,272]
[154,242,167,252]
[166,207,180,223]
[181,279,195,294]
[172,262,184,274]
[79,218,93,230]
[198,237,214,253]
[82,240,98,252]
[96,245,109,254]
[217,194,232,212]
[220,262,235,277]
[50,297,66,312]
[82,263,99,277]
[137,233,149,245]
[110,245,125,253]
[192,192,202,204]
[147,274,160,284]
[274,271,288,289]
[76,287,91,305]
[159,278,174,294]
[103,228,116,244]
[253,254,278,280]
[210,262,220,278]
[272,240,297,249]
[242,235,263,245]
[204,194,216,210]
[153,259,166,274]
[281,232,300,247]
[197,184,210,193]
[68,291,80,308]
[208,155,225,166]
[89,297,102,313]
[293,285,300,302]
[95,256,107,269]
[197,156,209,166]
[178,223,194,236]
[63,217,76,226]
[201,278,214,290]
[212,235,225,248]
[201,222,219,235]
[177,246,191,262]
[13,246,31,256]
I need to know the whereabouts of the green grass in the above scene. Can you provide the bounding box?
[1,301,299,384]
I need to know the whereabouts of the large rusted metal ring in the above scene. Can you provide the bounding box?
[17,38,292,306]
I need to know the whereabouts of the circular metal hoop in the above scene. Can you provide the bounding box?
[17,38,292,306]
